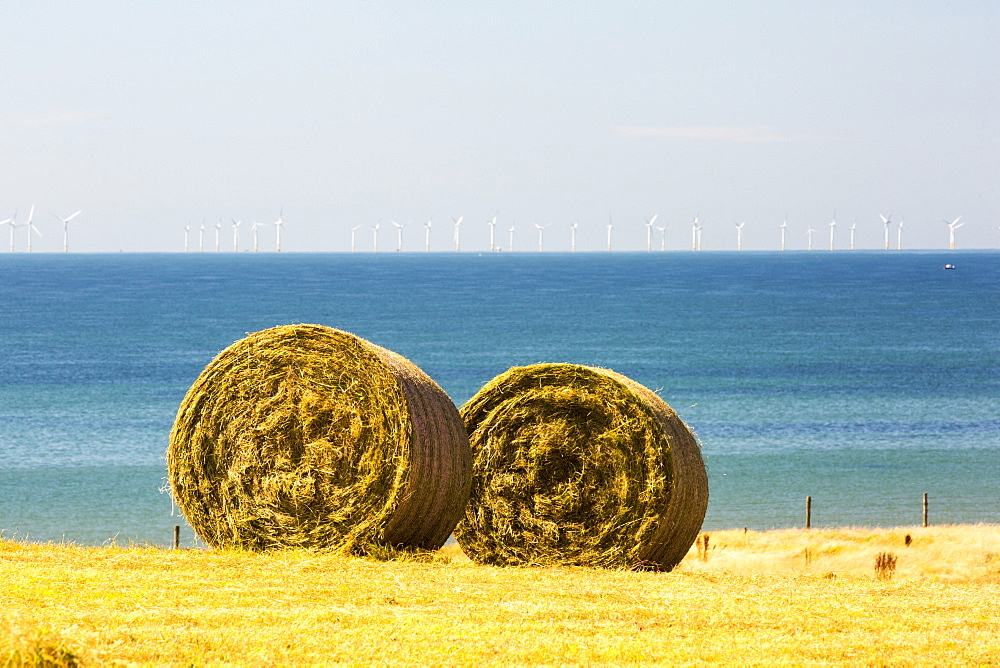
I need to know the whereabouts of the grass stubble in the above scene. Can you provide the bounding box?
[2,525,999,665]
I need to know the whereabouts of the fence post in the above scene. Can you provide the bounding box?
[173,525,180,550]
[922,493,928,528]
[805,495,812,529]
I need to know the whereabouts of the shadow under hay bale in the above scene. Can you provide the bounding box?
[455,363,708,571]
[167,324,471,553]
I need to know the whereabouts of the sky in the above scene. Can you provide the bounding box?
[1,1,998,252]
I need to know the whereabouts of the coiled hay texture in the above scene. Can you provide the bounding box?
[456,363,708,571]
[168,324,471,553]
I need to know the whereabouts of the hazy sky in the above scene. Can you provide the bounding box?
[2,2,997,252]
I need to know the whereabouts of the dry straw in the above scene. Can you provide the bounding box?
[456,363,708,571]
[168,324,471,553]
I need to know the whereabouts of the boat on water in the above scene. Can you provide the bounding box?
[943,264,956,270]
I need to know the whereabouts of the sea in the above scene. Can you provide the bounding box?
[1,251,998,548]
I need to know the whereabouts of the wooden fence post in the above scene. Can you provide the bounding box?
[173,525,180,550]
[805,495,812,529]
[923,493,929,528]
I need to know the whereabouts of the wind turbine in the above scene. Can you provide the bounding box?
[508,222,515,252]
[779,216,788,251]
[691,216,700,251]
[251,220,268,252]
[644,214,659,251]
[350,225,362,252]
[849,218,857,250]
[231,219,242,252]
[183,224,190,252]
[734,221,745,251]
[453,216,464,251]
[215,220,222,252]
[656,224,667,251]
[487,213,498,251]
[51,210,82,252]
[391,220,407,252]
[880,214,892,251]
[423,218,432,252]
[0,216,13,252]
[570,221,579,252]
[533,223,550,251]
[273,208,284,252]
[896,218,905,250]
[198,220,205,252]
[606,214,614,251]
[372,222,380,252]
[945,216,964,250]
[806,227,818,251]
[25,206,41,253]
[828,213,836,251]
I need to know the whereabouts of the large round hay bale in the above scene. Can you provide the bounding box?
[167,324,471,552]
[455,363,708,571]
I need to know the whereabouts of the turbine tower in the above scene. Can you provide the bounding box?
[25,206,41,253]
[198,220,205,252]
[656,224,667,251]
[183,225,190,252]
[644,214,658,251]
[452,216,464,251]
[880,214,892,251]
[570,222,579,252]
[533,223,549,251]
[508,222,515,252]
[423,219,432,252]
[829,213,836,251]
[273,208,284,252]
[251,220,267,252]
[248,220,257,252]
[231,219,242,252]
[734,221,746,251]
[945,216,964,250]
[350,225,362,252]
[487,213,498,252]
[691,216,700,251]
[606,215,613,251]
[779,216,788,251]
[391,220,407,252]
[806,228,818,251]
[849,218,857,250]
[896,218,905,250]
[215,221,222,252]
[51,210,82,253]
[371,222,380,252]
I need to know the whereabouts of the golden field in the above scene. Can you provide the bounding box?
[3,525,999,666]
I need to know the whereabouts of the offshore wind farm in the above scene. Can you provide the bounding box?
[0,205,992,254]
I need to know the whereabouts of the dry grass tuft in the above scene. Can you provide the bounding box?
[456,363,708,571]
[874,552,898,580]
[167,324,470,554]
[2,622,82,667]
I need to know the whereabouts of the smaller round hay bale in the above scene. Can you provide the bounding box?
[167,324,471,553]
[455,363,708,571]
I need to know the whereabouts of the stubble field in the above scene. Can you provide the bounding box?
[3,525,999,665]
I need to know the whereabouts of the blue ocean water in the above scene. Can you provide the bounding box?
[1,251,998,547]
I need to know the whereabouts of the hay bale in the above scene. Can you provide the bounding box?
[455,363,708,571]
[167,324,471,552]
